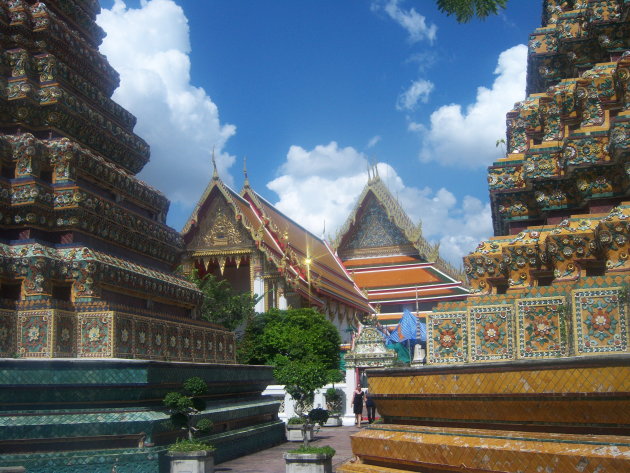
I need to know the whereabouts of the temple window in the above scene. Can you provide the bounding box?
[52,283,72,302]
[0,281,22,301]
[1,162,15,179]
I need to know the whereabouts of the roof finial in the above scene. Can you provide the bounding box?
[243,156,250,187]
[212,147,219,180]
[367,162,372,182]
[373,161,379,179]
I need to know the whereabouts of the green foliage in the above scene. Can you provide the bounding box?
[190,270,257,331]
[168,438,215,453]
[289,445,336,456]
[287,416,306,425]
[436,0,508,23]
[325,387,343,413]
[239,308,342,414]
[163,377,211,443]
[274,360,330,412]
[238,308,341,370]
[184,376,209,397]
[327,369,345,385]
[308,408,329,424]
[164,392,190,413]
[196,418,214,433]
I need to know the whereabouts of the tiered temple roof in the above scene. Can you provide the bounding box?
[182,165,372,319]
[334,171,468,324]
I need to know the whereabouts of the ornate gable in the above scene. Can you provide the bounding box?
[187,190,252,252]
[341,193,412,252]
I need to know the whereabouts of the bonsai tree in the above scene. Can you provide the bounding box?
[163,377,214,449]
[274,360,330,415]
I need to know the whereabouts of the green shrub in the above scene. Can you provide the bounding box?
[168,438,214,453]
[183,376,208,397]
[196,418,214,433]
[290,445,335,456]
[308,407,329,424]
[287,416,305,425]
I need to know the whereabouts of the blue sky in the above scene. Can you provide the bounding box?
[96,0,541,265]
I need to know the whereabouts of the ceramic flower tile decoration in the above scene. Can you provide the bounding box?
[428,312,468,364]
[573,287,628,354]
[516,297,568,359]
[469,305,516,362]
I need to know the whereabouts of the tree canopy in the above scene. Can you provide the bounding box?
[436,0,508,23]
[238,308,343,411]
[190,270,258,332]
[238,307,341,369]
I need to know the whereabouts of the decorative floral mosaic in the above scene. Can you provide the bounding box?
[193,330,205,361]
[53,311,76,357]
[573,287,628,354]
[78,313,113,357]
[180,326,193,362]
[205,331,216,361]
[150,323,165,360]
[166,325,179,360]
[516,297,568,359]
[18,311,53,357]
[114,316,133,358]
[0,310,17,357]
[134,319,150,358]
[428,312,467,364]
[469,305,516,362]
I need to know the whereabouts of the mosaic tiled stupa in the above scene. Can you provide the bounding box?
[339,1,630,472]
[0,1,283,471]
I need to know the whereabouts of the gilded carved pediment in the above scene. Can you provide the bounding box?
[189,198,252,251]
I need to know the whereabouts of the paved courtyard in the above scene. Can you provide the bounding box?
[215,424,361,472]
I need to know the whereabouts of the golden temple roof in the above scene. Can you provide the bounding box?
[182,173,372,313]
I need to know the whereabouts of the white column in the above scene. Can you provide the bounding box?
[342,367,357,426]
[251,254,265,313]
[278,288,288,310]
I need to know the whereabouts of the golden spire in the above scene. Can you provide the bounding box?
[212,147,219,180]
[243,156,250,188]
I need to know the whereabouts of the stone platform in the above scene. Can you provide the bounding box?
[337,355,630,473]
[0,359,285,473]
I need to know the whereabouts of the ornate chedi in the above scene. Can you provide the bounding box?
[0,2,284,472]
[181,164,372,339]
[334,169,468,328]
[339,2,630,472]
[0,0,235,362]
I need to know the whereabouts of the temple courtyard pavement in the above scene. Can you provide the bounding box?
[215,424,361,472]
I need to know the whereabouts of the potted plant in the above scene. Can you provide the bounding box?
[284,445,336,473]
[285,415,314,442]
[164,377,215,473]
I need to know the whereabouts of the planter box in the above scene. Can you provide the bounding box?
[323,415,342,427]
[168,450,214,473]
[286,424,314,442]
[284,452,333,473]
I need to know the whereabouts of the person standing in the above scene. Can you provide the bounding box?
[365,389,376,424]
[352,385,364,427]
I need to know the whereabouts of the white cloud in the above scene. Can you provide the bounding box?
[267,142,492,266]
[97,0,236,206]
[373,0,437,43]
[413,44,527,168]
[396,79,434,110]
[367,135,381,149]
